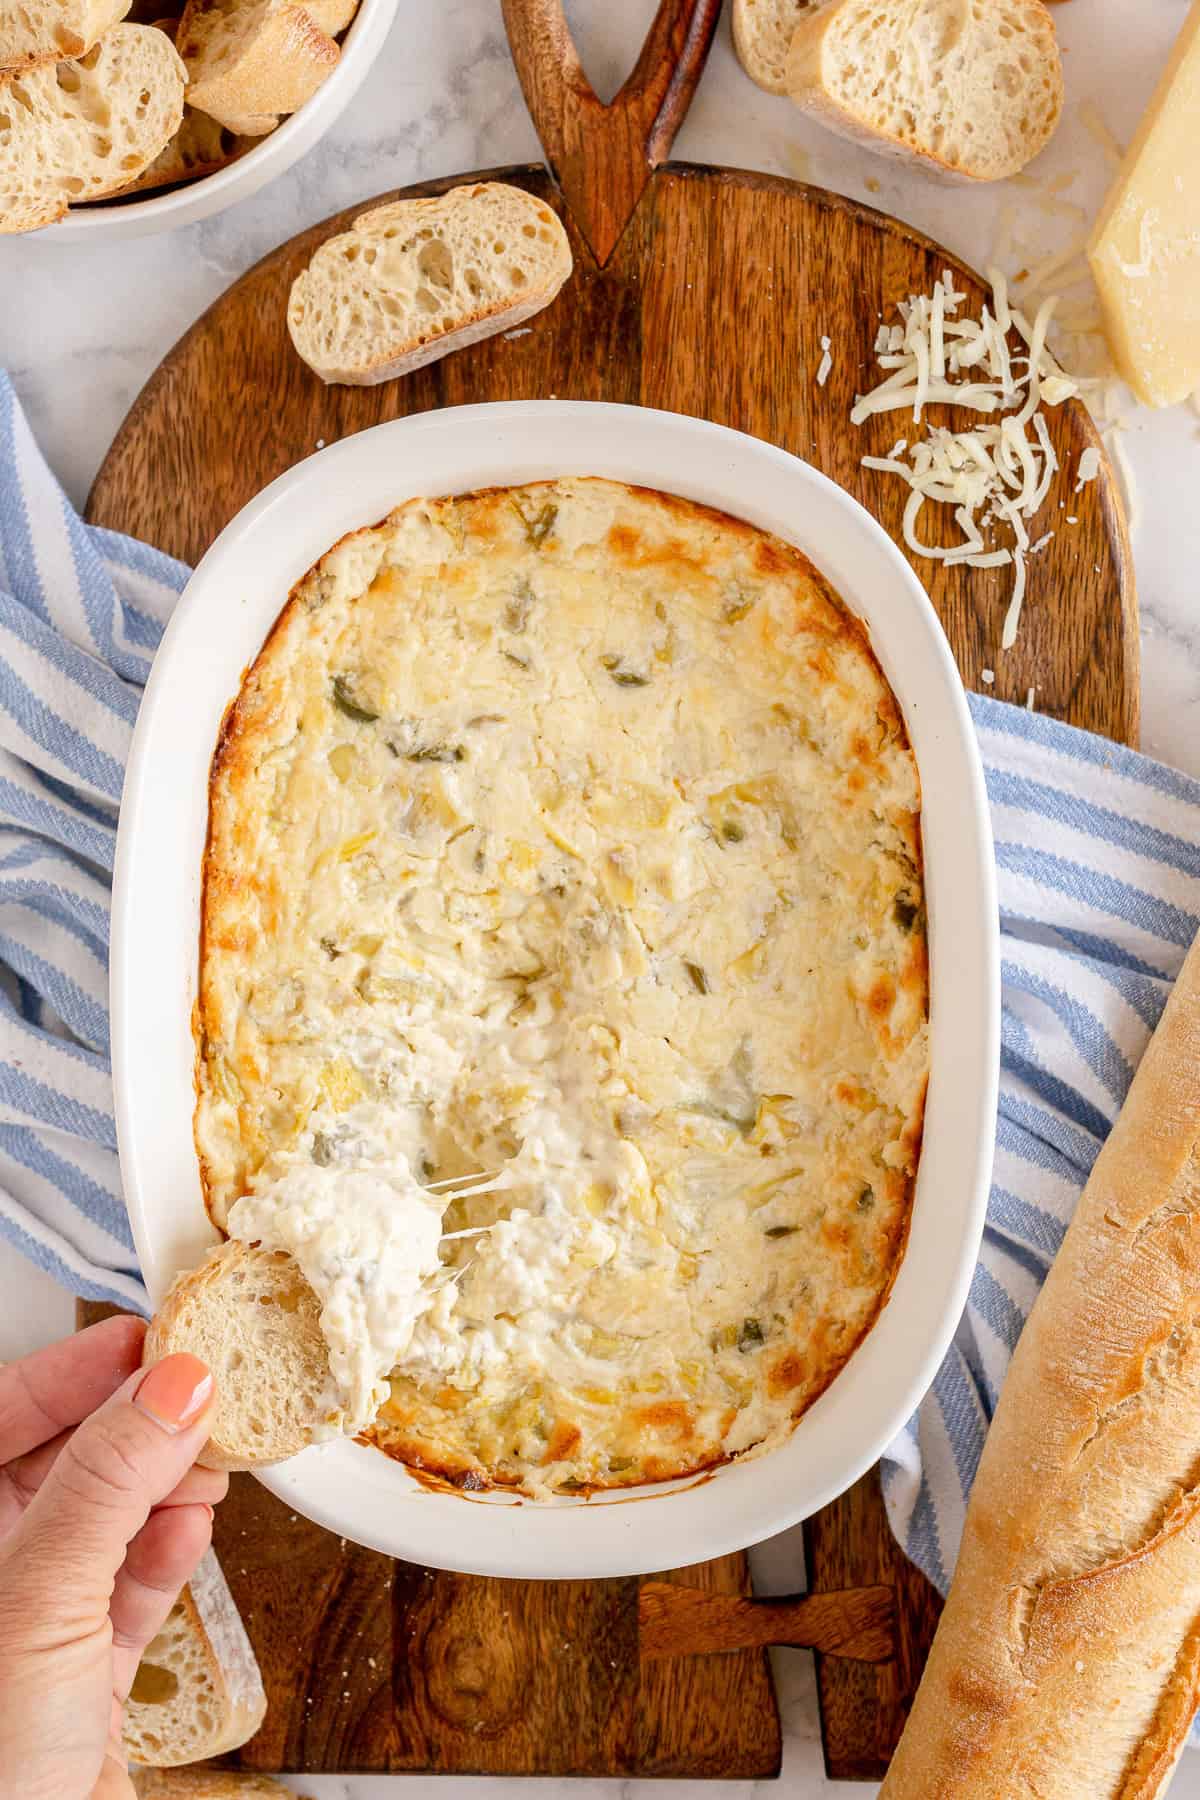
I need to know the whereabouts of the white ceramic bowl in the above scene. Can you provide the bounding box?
[112,401,999,1579]
[45,0,397,241]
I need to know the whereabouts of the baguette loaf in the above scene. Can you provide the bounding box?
[178,0,336,134]
[144,1238,331,1470]
[785,0,1064,182]
[0,23,186,231]
[287,182,573,386]
[123,1548,267,1767]
[0,0,129,70]
[881,927,1200,1799]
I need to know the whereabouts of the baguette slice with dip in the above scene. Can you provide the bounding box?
[144,1239,331,1471]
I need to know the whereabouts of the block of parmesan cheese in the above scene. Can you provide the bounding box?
[1088,1,1200,408]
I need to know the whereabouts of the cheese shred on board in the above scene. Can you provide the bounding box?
[849,269,1096,650]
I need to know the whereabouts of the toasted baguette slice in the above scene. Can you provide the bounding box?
[132,1773,310,1797]
[0,0,130,70]
[302,0,353,34]
[732,0,826,96]
[287,182,573,386]
[104,104,255,194]
[785,0,1064,182]
[144,1238,330,1471]
[178,0,336,132]
[0,24,185,231]
[123,1548,266,1767]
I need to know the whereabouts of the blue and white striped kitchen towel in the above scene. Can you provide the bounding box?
[2,366,1200,1603]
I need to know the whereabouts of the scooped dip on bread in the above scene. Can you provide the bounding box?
[167,478,928,1495]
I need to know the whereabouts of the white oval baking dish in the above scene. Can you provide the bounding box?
[112,401,999,1578]
[45,0,397,242]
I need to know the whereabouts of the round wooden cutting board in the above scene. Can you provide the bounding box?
[84,0,1138,1781]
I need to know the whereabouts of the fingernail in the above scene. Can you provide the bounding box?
[134,1355,214,1434]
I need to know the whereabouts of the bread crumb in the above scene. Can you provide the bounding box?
[316,438,325,450]
[864,176,880,193]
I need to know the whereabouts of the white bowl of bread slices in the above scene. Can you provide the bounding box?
[115,398,998,1577]
[1,0,397,237]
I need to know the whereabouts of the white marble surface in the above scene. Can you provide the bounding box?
[2,1,1200,1794]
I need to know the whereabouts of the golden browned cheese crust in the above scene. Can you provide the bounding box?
[195,478,928,1494]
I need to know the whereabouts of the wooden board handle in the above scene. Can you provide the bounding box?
[500,0,721,267]
[639,1582,897,1663]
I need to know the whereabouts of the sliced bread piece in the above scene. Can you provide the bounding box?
[178,0,336,133]
[785,0,1064,182]
[0,0,130,71]
[133,1775,313,1797]
[302,0,354,35]
[732,0,827,96]
[143,1238,331,1471]
[104,104,255,194]
[287,181,573,386]
[122,1548,267,1767]
[0,23,186,231]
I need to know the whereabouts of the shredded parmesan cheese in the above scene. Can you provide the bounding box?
[1019,235,1092,300]
[981,668,995,685]
[1104,423,1142,536]
[845,269,1091,650]
[1074,447,1101,492]
[816,336,833,387]
[1079,98,1125,163]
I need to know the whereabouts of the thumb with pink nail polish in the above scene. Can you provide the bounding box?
[0,1320,230,1800]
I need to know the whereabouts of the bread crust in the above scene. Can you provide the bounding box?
[178,0,336,133]
[132,1773,306,1797]
[881,929,1200,1799]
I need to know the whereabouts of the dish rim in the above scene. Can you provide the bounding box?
[112,399,999,1578]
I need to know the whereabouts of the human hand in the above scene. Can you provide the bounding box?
[0,1317,229,1800]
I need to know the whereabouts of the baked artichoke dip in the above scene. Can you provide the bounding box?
[196,478,928,1495]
